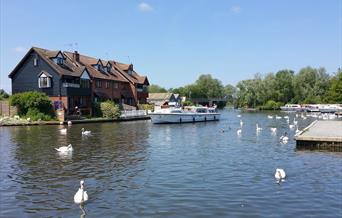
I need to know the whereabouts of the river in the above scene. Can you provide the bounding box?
[0,110,341,217]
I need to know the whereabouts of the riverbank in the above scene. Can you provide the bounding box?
[0,116,150,127]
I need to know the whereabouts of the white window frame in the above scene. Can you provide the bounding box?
[38,73,51,88]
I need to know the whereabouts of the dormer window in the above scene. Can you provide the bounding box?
[107,64,111,73]
[57,57,63,65]
[52,52,64,66]
[38,72,52,88]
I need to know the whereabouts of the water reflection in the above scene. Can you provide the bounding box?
[1,112,341,217]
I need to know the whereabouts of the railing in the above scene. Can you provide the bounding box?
[63,83,80,88]
[120,110,147,118]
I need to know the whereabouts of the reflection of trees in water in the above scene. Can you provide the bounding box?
[7,122,151,214]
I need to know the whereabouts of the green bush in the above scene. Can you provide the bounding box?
[138,104,154,111]
[9,91,54,120]
[259,100,282,110]
[100,100,121,118]
[182,100,194,106]
[0,89,9,100]
[26,107,52,121]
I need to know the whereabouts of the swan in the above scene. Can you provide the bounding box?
[289,124,295,129]
[293,118,298,125]
[267,115,273,119]
[55,144,73,152]
[240,120,243,127]
[68,121,72,126]
[280,132,289,143]
[276,115,282,119]
[81,128,91,136]
[256,124,262,132]
[237,114,241,118]
[74,180,88,204]
[59,128,67,134]
[275,168,286,180]
[237,129,242,135]
[59,121,64,125]
[284,116,289,119]
[295,126,300,135]
[270,127,277,133]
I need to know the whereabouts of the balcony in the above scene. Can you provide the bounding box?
[63,83,80,88]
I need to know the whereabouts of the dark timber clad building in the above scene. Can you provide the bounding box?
[8,47,149,115]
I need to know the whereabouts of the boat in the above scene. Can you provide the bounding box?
[280,104,303,112]
[149,106,220,124]
[319,104,342,113]
[304,104,320,112]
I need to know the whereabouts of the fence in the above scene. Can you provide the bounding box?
[120,110,147,118]
[0,101,17,116]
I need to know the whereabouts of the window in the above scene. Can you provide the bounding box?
[33,58,38,66]
[107,64,111,73]
[38,74,51,88]
[57,57,63,65]
[80,79,90,88]
[113,82,119,89]
[95,80,102,88]
[106,81,110,89]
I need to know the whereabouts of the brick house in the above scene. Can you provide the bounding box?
[8,47,149,115]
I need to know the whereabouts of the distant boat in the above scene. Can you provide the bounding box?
[149,106,220,124]
[319,104,342,113]
[280,104,303,112]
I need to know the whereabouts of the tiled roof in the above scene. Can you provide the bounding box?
[9,47,149,85]
[148,93,173,101]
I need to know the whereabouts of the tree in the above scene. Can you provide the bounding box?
[325,69,342,103]
[224,84,237,105]
[194,74,224,98]
[148,84,167,93]
[0,89,9,100]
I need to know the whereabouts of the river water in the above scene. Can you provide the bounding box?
[0,110,341,217]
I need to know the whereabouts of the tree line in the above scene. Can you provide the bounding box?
[148,66,342,109]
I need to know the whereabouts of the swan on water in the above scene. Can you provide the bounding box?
[59,128,67,134]
[293,118,298,125]
[68,121,72,126]
[289,124,295,129]
[276,116,282,119]
[81,128,91,136]
[275,168,286,180]
[270,127,277,133]
[237,114,241,118]
[267,115,273,119]
[55,144,73,152]
[240,120,243,127]
[74,180,88,204]
[256,124,262,132]
[280,132,289,143]
[237,129,242,135]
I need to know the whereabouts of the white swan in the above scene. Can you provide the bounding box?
[237,129,242,135]
[284,115,289,119]
[240,120,243,127]
[295,126,300,135]
[59,128,67,134]
[280,133,289,143]
[256,123,262,132]
[55,144,73,152]
[270,127,277,133]
[276,115,282,119]
[275,168,286,180]
[237,114,241,118]
[289,124,295,129]
[74,180,88,204]
[267,115,273,119]
[293,118,298,125]
[68,121,72,126]
[81,128,91,136]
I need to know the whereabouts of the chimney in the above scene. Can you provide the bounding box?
[73,51,80,62]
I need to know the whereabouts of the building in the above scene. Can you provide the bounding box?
[147,93,181,108]
[8,47,149,115]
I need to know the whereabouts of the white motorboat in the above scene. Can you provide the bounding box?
[280,104,303,112]
[149,106,220,124]
[319,104,342,113]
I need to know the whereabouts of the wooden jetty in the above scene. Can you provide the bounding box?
[295,120,342,151]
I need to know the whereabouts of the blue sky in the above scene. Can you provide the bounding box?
[1,0,341,93]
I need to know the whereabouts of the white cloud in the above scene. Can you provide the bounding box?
[231,5,241,14]
[13,47,28,53]
[138,2,153,12]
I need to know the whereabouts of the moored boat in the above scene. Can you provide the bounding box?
[280,104,304,112]
[149,106,220,124]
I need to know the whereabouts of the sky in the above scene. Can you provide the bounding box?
[1,0,341,93]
